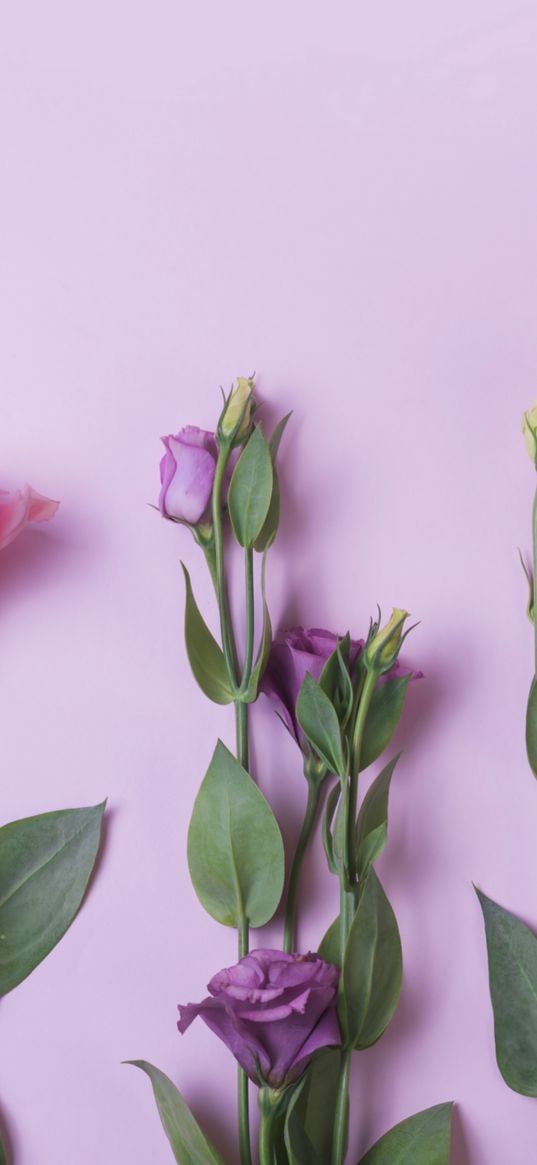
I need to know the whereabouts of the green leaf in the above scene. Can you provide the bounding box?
[286,1050,341,1165]
[342,870,402,1048]
[228,425,273,548]
[0,1133,7,1165]
[0,803,105,995]
[254,413,291,552]
[296,674,346,778]
[526,676,537,777]
[127,1061,227,1165]
[356,754,400,881]
[358,1103,453,1165]
[187,740,285,928]
[361,677,409,771]
[319,639,353,729]
[182,565,234,705]
[476,888,537,1095]
[318,914,341,967]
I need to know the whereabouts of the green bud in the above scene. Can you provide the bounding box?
[219,377,255,445]
[365,608,409,675]
[522,404,537,465]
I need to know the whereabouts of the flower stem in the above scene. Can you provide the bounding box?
[258,1090,278,1165]
[212,446,238,682]
[331,1047,352,1165]
[241,548,255,688]
[533,484,537,670]
[346,669,377,887]
[283,778,322,953]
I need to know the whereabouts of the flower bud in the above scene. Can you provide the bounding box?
[365,608,409,675]
[158,426,217,524]
[218,377,255,445]
[522,404,537,465]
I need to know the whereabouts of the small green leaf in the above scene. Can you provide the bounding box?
[182,565,234,705]
[320,639,353,729]
[318,914,341,967]
[286,1049,341,1165]
[127,1061,227,1165]
[526,677,537,777]
[0,803,105,995]
[358,1103,453,1165]
[296,674,346,777]
[356,754,400,881]
[476,888,537,1095]
[228,425,273,548]
[343,870,402,1048]
[254,413,291,552]
[361,677,409,771]
[187,740,285,928]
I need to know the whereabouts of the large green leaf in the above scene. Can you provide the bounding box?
[0,803,105,995]
[187,740,284,928]
[526,676,537,777]
[360,677,409,771]
[356,755,400,881]
[296,674,346,777]
[182,565,234,704]
[228,425,273,548]
[342,870,402,1048]
[254,413,292,552]
[128,1061,227,1165]
[358,1102,453,1165]
[476,888,537,1095]
[285,1049,341,1165]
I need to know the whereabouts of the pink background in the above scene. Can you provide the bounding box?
[2,2,537,1162]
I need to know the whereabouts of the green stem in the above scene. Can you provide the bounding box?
[533,484,537,670]
[346,670,377,887]
[283,778,322,953]
[331,1047,352,1165]
[241,548,255,689]
[258,1091,278,1165]
[238,915,252,1165]
[212,446,238,681]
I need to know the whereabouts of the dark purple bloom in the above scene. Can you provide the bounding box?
[178,949,340,1088]
[159,426,218,524]
[260,627,362,751]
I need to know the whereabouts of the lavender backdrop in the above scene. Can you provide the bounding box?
[2,2,537,1162]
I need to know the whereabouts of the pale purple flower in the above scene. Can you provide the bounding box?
[159,426,218,524]
[178,949,340,1088]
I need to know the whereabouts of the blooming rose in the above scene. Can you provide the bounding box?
[0,486,59,551]
[159,426,218,524]
[260,627,362,751]
[178,949,340,1088]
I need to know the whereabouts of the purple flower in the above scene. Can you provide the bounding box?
[178,949,340,1088]
[260,627,362,751]
[159,426,218,524]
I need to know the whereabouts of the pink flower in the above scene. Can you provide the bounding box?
[159,427,218,525]
[0,486,59,551]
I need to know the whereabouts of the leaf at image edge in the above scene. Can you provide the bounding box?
[127,1061,227,1165]
[358,1102,453,1165]
[0,802,105,996]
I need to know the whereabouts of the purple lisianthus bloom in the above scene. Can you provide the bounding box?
[178,949,340,1088]
[260,627,363,751]
[159,426,218,524]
